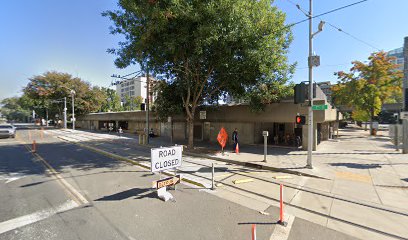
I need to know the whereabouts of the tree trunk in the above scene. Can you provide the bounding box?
[364,122,368,131]
[187,118,194,149]
[370,108,374,135]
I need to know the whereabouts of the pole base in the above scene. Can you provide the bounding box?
[305,164,313,169]
[277,220,287,227]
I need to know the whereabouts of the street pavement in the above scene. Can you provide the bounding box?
[39,126,408,240]
[0,127,360,240]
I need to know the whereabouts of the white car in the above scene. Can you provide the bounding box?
[0,124,16,138]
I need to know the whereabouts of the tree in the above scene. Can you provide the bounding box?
[0,97,31,122]
[23,71,106,118]
[104,0,294,148]
[332,51,402,134]
[100,88,123,112]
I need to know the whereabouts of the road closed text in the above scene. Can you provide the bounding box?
[151,146,183,172]
[154,158,180,170]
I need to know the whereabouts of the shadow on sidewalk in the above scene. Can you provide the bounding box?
[329,163,382,169]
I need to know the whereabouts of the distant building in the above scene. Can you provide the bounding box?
[316,81,332,103]
[115,76,157,104]
[388,47,404,71]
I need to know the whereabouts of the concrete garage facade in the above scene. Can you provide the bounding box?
[76,97,340,150]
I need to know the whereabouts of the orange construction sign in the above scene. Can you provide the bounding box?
[217,127,228,149]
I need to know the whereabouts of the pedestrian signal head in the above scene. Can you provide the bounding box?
[295,116,306,125]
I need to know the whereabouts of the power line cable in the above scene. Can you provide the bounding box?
[286,0,369,28]
[287,0,380,51]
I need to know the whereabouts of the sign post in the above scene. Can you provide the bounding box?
[262,131,269,162]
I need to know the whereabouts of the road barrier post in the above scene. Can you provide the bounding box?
[211,163,215,190]
[32,140,36,153]
[251,224,256,240]
[278,184,287,226]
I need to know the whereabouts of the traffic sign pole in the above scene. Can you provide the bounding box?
[307,0,313,169]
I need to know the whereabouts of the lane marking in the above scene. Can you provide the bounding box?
[0,200,78,235]
[20,143,89,205]
[269,214,295,240]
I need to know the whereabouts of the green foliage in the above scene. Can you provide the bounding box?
[154,81,184,121]
[104,0,294,147]
[100,88,123,112]
[23,71,106,118]
[0,97,31,122]
[123,95,143,111]
[333,51,403,124]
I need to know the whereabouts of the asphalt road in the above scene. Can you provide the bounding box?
[0,126,360,240]
[0,128,277,240]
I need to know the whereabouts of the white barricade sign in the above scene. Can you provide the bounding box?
[151,146,182,173]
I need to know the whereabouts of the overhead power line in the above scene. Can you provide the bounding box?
[286,0,379,51]
[287,0,369,28]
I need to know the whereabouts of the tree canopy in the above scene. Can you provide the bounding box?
[332,51,402,133]
[0,97,31,122]
[104,0,294,148]
[23,71,107,118]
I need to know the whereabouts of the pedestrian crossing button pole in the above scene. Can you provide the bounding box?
[262,131,268,162]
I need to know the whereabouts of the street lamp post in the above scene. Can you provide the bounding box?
[64,97,67,129]
[70,90,76,130]
[307,0,324,168]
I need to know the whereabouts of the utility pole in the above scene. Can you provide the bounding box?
[64,97,67,129]
[146,65,150,144]
[307,0,314,168]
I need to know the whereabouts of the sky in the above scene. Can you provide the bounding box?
[0,0,407,100]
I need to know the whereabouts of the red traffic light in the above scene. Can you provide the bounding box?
[295,116,306,125]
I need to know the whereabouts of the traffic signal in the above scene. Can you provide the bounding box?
[141,103,146,111]
[405,88,408,111]
[294,83,306,104]
[295,115,306,125]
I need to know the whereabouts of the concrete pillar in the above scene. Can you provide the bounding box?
[302,123,317,151]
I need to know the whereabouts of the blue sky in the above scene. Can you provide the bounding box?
[0,0,407,100]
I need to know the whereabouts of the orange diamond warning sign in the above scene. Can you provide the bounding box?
[217,127,228,149]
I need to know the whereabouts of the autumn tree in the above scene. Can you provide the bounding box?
[104,0,294,148]
[23,71,106,118]
[332,51,402,134]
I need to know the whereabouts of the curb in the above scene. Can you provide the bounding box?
[73,142,206,188]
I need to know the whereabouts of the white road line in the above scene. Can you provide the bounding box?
[0,200,78,235]
[269,214,295,240]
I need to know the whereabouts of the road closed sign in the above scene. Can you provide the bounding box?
[151,146,182,172]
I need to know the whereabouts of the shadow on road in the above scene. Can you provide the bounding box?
[95,187,155,201]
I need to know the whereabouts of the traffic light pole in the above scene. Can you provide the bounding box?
[307,0,314,168]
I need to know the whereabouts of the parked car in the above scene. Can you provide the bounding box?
[0,124,16,138]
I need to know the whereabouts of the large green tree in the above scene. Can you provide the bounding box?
[0,97,31,122]
[332,51,402,134]
[23,71,107,119]
[104,0,294,148]
[100,88,123,112]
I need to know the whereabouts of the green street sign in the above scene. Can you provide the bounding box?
[312,104,328,110]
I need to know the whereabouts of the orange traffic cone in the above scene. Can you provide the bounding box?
[235,143,239,154]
